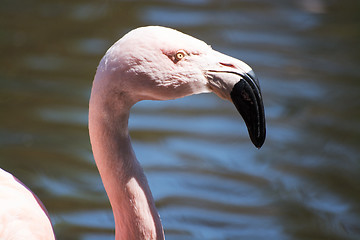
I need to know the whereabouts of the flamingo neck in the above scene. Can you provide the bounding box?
[88,77,164,240]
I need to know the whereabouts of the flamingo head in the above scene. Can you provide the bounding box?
[95,26,266,148]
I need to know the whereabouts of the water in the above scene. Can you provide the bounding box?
[1,0,359,239]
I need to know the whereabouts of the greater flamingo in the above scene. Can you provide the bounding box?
[0,26,266,240]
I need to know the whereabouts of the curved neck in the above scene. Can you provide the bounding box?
[88,75,164,240]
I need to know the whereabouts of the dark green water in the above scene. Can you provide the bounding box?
[1,0,359,239]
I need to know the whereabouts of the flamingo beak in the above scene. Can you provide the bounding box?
[230,71,266,148]
[205,56,266,148]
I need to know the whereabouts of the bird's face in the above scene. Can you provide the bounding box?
[99,26,266,148]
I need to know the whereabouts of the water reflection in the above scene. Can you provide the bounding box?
[0,0,359,239]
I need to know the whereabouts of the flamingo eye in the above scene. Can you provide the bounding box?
[175,50,186,61]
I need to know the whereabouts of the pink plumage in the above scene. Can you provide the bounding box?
[0,26,265,240]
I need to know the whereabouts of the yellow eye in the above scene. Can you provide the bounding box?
[175,50,186,61]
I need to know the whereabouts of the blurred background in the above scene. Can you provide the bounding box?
[1,0,359,239]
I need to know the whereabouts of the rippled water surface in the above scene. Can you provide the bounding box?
[1,0,360,239]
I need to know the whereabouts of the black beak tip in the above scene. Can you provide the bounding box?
[252,131,266,149]
[230,75,266,149]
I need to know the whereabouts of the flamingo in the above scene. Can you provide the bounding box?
[0,26,266,240]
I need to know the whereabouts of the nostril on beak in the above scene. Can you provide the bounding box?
[219,62,236,69]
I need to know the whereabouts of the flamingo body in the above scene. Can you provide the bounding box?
[0,168,55,239]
